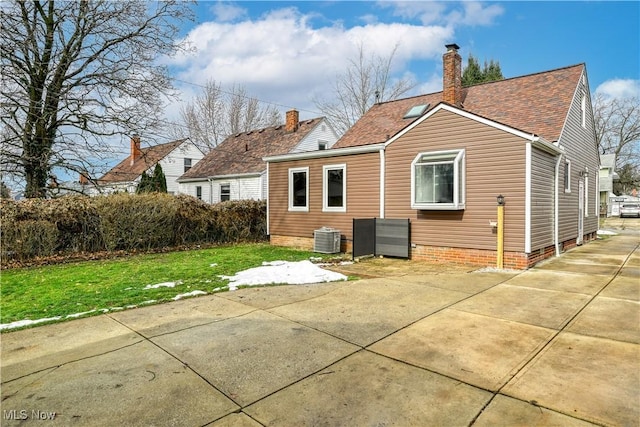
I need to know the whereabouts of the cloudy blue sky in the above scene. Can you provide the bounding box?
[163,0,640,123]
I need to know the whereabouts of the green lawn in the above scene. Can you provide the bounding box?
[1,244,324,330]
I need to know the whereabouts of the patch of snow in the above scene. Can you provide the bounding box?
[0,316,62,331]
[263,260,287,266]
[597,229,618,236]
[220,260,347,291]
[172,290,206,300]
[65,310,97,319]
[144,281,181,290]
[320,261,354,266]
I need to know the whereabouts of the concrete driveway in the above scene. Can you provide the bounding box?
[1,231,638,426]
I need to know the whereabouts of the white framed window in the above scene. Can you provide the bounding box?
[220,183,230,201]
[318,140,328,150]
[323,164,346,212]
[564,159,571,193]
[411,149,465,210]
[196,186,202,200]
[184,158,192,173]
[288,167,309,212]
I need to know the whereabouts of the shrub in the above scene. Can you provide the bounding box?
[95,192,178,250]
[211,199,267,242]
[1,194,267,262]
[2,219,59,259]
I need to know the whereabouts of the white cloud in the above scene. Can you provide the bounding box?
[380,1,503,26]
[595,79,640,100]
[166,6,453,118]
[210,2,247,22]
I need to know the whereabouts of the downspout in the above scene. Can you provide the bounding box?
[266,163,270,236]
[379,148,385,218]
[525,141,532,254]
[208,177,214,204]
[554,154,562,256]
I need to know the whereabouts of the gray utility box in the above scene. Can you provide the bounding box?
[313,227,341,253]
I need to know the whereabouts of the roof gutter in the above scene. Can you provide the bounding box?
[264,143,385,163]
[178,172,263,183]
[531,136,563,155]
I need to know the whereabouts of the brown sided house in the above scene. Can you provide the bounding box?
[265,44,600,269]
[178,110,338,203]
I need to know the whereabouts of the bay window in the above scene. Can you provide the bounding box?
[411,149,465,210]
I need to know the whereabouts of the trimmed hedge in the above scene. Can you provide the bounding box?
[1,194,267,262]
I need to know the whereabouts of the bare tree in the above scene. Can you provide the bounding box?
[174,80,281,151]
[0,0,193,198]
[314,43,417,136]
[593,94,640,169]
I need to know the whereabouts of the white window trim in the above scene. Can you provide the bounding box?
[322,164,347,213]
[220,182,231,201]
[411,149,465,210]
[564,159,571,193]
[584,168,589,217]
[288,167,309,212]
[581,95,586,128]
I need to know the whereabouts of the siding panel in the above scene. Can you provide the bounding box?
[269,152,380,242]
[557,70,600,243]
[384,109,527,252]
[530,147,556,250]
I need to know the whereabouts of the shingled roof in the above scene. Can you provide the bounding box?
[179,118,324,180]
[333,64,585,149]
[99,139,186,183]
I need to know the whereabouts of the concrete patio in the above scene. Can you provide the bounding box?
[1,231,638,426]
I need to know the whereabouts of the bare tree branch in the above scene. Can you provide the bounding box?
[0,0,194,197]
[172,80,281,152]
[314,43,417,136]
[593,94,640,169]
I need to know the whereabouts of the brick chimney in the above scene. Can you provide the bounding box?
[285,109,299,132]
[130,134,142,165]
[79,172,89,185]
[443,43,462,107]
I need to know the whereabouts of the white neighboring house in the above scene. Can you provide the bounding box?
[178,110,339,203]
[85,136,204,195]
[598,153,618,217]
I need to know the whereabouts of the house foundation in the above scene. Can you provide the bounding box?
[270,232,598,270]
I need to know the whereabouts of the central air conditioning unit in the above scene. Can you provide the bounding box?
[314,227,341,253]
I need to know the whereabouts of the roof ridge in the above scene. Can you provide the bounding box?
[140,138,187,151]
[234,116,326,136]
[373,63,585,106]
[463,63,585,89]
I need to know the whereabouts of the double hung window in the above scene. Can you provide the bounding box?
[323,164,346,212]
[288,167,309,211]
[220,183,230,201]
[411,150,465,210]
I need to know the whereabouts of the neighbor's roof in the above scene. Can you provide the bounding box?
[99,139,187,183]
[333,64,585,149]
[179,118,324,180]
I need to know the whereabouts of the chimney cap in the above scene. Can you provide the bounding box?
[445,43,460,51]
